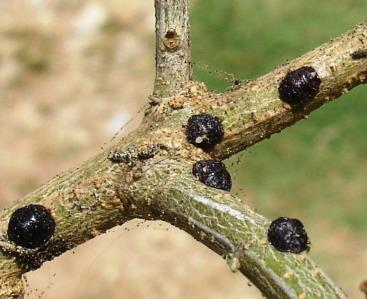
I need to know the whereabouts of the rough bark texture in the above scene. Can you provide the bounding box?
[153,0,191,98]
[0,1,366,298]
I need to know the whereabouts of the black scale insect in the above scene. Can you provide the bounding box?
[7,204,55,249]
[186,114,224,150]
[192,160,232,191]
[351,49,367,60]
[278,66,321,105]
[267,217,310,254]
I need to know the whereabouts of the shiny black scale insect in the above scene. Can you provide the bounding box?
[186,114,224,150]
[267,217,310,254]
[278,66,321,105]
[7,204,55,249]
[192,160,231,191]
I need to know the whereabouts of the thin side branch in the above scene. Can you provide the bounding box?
[153,0,192,98]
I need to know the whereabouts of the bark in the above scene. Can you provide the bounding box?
[0,1,366,298]
[153,0,191,98]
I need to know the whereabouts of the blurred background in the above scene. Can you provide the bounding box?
[0,0,366,298]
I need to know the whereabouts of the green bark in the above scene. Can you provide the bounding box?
[0,1,366,298]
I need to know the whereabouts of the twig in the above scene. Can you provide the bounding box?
[153,0,192,98]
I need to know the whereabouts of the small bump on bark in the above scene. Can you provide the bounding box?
[192,160,231,191]
[267,217,310,254]
[351,49,367,60]
[7,204,55,249]
[278,66,321,105]
[186,114,224,150]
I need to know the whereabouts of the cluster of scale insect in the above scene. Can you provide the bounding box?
[184,66,318,254]
[185,113,232,191]
[5,65,322,267]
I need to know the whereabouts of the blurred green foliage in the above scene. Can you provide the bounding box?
[191,0,367,233]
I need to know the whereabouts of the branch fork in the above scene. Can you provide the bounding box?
[0,1,366,298]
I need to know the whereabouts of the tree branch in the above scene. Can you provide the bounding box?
[153,0,192,98]
[0,2,366,297]
[213,21,367,159]
[144,159,347,299]
[0,148,134,297]
[152,21,367,159]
